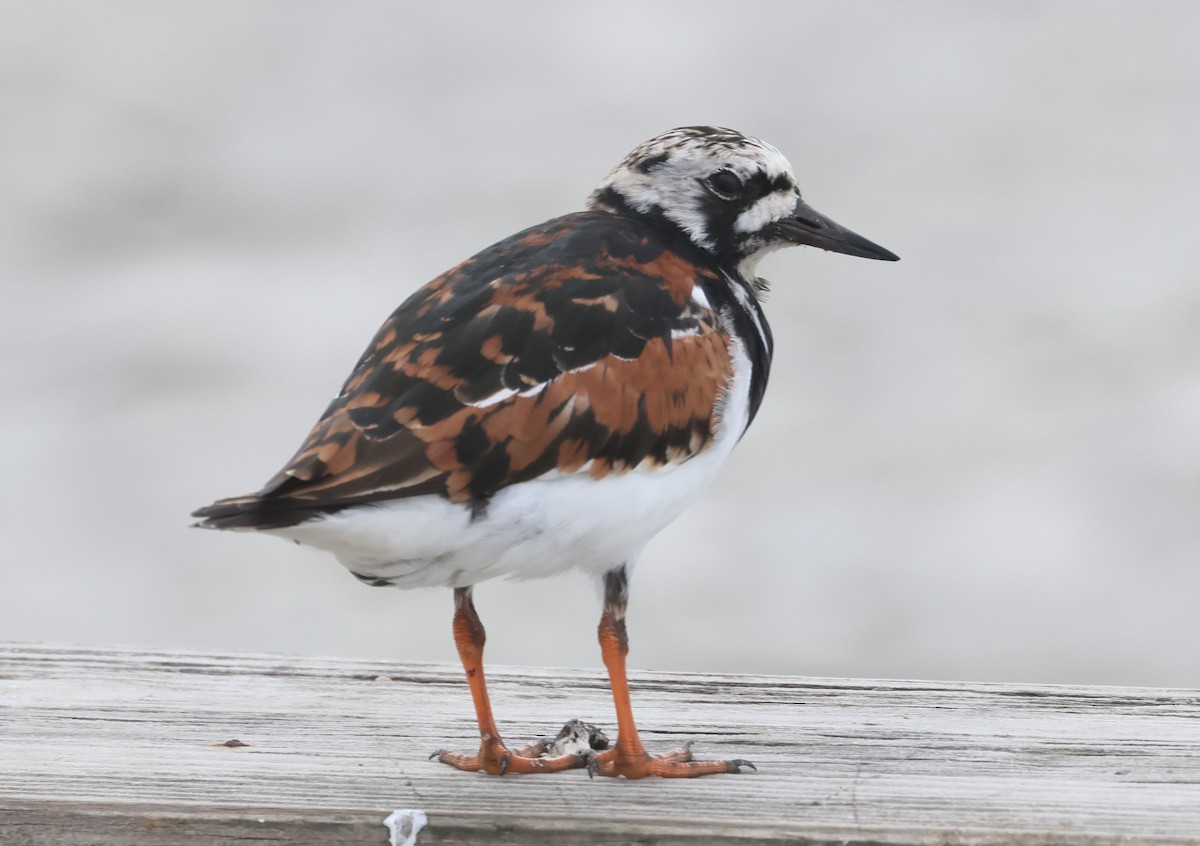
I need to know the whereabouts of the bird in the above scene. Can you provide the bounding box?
[192,125,898,779]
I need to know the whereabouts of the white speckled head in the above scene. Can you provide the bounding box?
[590,126,900,281]
[587,126,802,276]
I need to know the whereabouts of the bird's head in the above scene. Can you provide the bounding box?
[587,126,898,284]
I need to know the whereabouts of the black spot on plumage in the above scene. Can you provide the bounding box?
[586,395,659,469]
[622,273,682,319]
[607,325,647,361]
[395,381,462,428]
[496,309,534,356]
[454,418,511,499]
[551,305,619,369]
[467,442,511,500]
[454,416,491,466]
[513,327,560,385]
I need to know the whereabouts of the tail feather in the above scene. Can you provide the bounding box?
[191,494,334,531]
[193,471,448,531]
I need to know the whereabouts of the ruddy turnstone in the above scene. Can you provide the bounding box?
[193,126,898,778]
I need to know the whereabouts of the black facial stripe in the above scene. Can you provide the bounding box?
[742,170,793,203]
[769,172,793,193]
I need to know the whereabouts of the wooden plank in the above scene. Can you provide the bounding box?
[1,643,1198,845]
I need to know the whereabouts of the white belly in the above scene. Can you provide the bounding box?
[268,338,753,589]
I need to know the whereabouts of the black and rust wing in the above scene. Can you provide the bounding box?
[192,211,734,530]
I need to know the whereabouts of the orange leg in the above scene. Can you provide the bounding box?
[589,569,755,779]
[433,587,589,775]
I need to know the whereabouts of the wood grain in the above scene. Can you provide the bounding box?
[1,643,1198,844]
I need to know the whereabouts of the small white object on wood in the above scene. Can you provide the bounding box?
[1,642,1198,844]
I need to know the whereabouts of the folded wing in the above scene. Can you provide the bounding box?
[193,212,734,530]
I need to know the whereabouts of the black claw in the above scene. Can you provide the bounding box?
[585,754,598,780]
[499,754,510,776]
[730,758,757,772]
[429,750,444,761]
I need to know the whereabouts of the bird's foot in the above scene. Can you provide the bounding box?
[432,720,608,776]
[432,736,589,775]
[588,741,755,779]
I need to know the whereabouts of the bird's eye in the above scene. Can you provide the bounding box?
[706,170,744,200]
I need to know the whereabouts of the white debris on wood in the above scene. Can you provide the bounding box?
[384,809,427,846]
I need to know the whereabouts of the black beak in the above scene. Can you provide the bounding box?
[774,199,899,261]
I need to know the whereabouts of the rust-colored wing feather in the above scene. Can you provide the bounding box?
[193,212,734,529]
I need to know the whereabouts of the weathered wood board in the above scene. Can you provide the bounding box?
[1,643,1198,844]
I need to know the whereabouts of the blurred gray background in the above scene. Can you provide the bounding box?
[3,1,1198,687]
